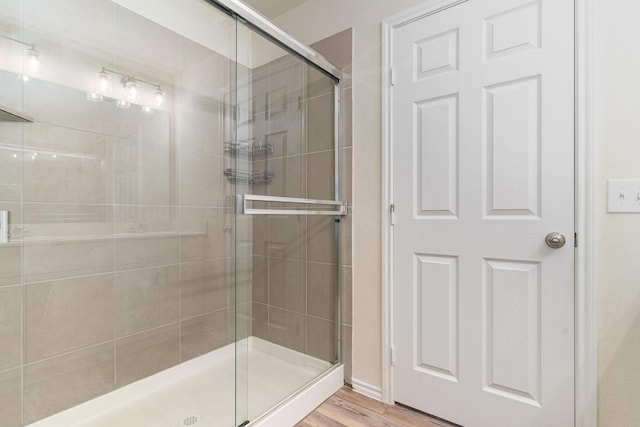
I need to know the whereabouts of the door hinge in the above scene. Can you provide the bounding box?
[390,203,396,225]
[574,232,578,248]
[390,67,395,86]
[391,346,396,366]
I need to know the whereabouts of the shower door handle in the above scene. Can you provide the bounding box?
[240,194,347,216]
[0,211,9,243]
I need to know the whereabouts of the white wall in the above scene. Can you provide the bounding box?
[277,0,640,424]
[595,0,640,425]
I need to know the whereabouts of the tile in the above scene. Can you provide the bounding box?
[180,207,225,262]
[339,208,352,266]
[341,266,353,326]
[181,308,231,361]
[115,265,180,337]
[267,215,306,260]
[271,155,306,199]
[341,325,352,384]
[0,286,22,370]
[306,65,335,100]
[307,150,335,201]
[305,94,335,154]
[115,205,176,235]
[235,255,252,305]
[235,214,254,258]
[268,257,305,312]
[252,302,268,341]
[180,150,224,207]
[0,117,24,148]
[268,307,305,353]
[115,324,180,387]
[0,69,24,112]
[306,316,336,363]
[176,93,222,155]
[0,244,21,287]
[115,101,172,143]
[340,147,352,205]
[23,123,114,204]
[24,239,114,283]
[24,343,115,424]
[341,87,352,148]
[0,367,21,427]
[0,144,23,202]
[269,55,304,110]
[235,301,252,341]
[24,203,113,239]
[115,235,179,271]
[307,261,337,321]
[24,79,115,137]
[114,135,175,206]
[180,36,233,102]
[251,214,268,257]
[266,112,304,158]
[252,255,268,304]
[311,28,353,88]
[307,216,337,264]
[25,274,114,362]
[180,259,229,319]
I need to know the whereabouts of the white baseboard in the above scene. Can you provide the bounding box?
[351,378,383,401]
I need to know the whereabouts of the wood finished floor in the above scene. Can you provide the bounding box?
[296,387,457,427]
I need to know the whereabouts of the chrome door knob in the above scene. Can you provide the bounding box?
[545,232,566,249]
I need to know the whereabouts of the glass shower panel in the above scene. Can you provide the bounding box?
[0,1,238,425]
[235,19,340,425]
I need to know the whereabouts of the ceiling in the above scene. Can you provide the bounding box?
[240,0,309,20]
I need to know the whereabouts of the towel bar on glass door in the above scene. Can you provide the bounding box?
[240,194,347,216]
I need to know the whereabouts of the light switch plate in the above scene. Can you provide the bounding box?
[607,179,640,213]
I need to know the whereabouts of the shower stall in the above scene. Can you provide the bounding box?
[0,0,345,425]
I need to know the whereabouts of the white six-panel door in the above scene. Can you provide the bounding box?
[391,0,575,426]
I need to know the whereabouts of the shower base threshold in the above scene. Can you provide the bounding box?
[28,337,343,427]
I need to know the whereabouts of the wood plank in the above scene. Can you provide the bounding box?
[295,410,347,427]
[298,387,458,427]
[316,396,406,427]
[335,387,388,415]
[383,405,455,427]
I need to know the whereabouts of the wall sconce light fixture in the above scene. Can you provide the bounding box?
[0,33,41,76]
[94,67,165,112]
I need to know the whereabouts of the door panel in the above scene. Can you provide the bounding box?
[392,1,574,426]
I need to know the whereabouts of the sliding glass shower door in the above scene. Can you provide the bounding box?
[0,0,341,425]
[233,18,342,425]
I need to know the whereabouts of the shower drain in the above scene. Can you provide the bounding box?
[180,415,202,426]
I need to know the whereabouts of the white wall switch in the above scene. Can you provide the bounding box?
[608,179,640,213]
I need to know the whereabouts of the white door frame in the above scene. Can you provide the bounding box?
[380,0,597,425]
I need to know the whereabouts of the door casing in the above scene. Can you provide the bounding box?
[380,0,597,425]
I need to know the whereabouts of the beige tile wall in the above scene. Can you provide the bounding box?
[249,28,353,384]
[0,5,352,425]
[312,29,354,385]
[0,4,238,423]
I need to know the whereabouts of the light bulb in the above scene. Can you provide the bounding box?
[97,71,110,93]
[86,92,103,102]
[153,88,165,108]
[115,99,131,109]
[141,106,154,115]
[125,79,139,102]
[25,47,39,73]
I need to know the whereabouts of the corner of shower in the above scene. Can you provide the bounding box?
[0,0,344,426]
